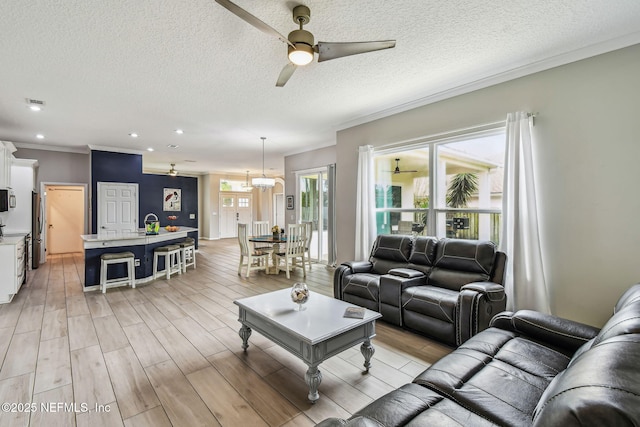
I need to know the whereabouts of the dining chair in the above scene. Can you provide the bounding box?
[237,223,270,278]
[275,223,306,279]
[302,221,313,270]
[252,220,273,266]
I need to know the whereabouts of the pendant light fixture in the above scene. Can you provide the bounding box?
[252,137,275,191]
[242,170,253,191]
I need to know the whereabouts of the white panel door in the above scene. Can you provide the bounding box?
[98,182,138,235]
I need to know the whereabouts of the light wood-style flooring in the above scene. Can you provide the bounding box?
[0,238,451,426]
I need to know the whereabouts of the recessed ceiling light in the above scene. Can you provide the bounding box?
[36,134,44,139]
[167,144,179,149]
[174,129,184,135]
[129,133,138,138]
[147,147,154,152]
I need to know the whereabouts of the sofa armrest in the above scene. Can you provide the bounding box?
[343,261,374,274]
[334,261,374,300]
[491,310,600,353]
[461,281,505,301]
[456,282,507,345]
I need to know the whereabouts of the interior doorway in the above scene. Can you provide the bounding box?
[43,184,87,256]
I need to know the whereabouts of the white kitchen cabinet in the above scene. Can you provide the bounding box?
[0,235,26,303]
[0,141,17,189]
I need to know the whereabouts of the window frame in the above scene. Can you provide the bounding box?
[374,125,505,242]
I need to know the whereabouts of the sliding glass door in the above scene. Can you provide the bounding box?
[298,168,331,265]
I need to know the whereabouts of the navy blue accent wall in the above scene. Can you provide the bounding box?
[91,150,198,233]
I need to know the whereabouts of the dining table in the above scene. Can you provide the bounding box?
[248,234,287,274]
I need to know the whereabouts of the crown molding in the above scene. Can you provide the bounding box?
[13,142,89,154]
[336,32,640,131]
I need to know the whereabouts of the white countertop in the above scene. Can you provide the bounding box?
[0,233,28,245]
[82,227,197,249]
[81,227,197,242]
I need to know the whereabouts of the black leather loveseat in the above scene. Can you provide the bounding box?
[318,284,640,426]
[334,234,507,346]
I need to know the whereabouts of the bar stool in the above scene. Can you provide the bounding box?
[179,237,196,273]
[100,251,135,293]
[153,244,182,280]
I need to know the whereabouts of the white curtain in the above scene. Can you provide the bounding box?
[500,112,550,313]
[355,145,375,259]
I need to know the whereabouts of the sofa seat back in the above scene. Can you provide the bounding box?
[532,289,640,426]
[406,236,438,275]
[369,234,413,275]
[428,238,498,291]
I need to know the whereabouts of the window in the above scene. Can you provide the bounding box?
[220,179,251,192]
[374,130,505,244]
[238,197,249,208]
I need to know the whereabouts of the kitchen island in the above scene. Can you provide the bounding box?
[81,227,198,288]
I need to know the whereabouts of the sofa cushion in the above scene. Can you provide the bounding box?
[329,383,498,427]
[414,328,572,426]
[369,235,412,275]
[402,286,458,324]
[342,273,381,305]
[428,239,496,291]
[533,334,640,426]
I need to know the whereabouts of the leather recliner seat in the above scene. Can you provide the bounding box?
[317,284,640,427]
[334,234,507,346]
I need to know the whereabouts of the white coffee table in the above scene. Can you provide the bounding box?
[234,288,382,403]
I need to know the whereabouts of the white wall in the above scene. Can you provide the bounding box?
[14,148,90,188]
[335,44,640,327]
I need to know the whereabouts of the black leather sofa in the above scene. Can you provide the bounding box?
[318,284,640,426]
[334,234,507,346]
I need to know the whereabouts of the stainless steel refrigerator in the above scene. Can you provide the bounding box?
[32,191,42,269]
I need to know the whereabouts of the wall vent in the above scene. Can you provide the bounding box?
[26,98,46,106]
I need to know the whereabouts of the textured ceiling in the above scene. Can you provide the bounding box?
[1,1,639,177]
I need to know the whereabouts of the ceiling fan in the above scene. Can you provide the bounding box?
[214,0,396,87]
[388,158,418,174]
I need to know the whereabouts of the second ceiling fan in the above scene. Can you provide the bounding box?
[215,0,396,87]
[389,158,418,174]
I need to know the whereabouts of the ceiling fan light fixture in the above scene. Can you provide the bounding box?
[288,43,313,65]
[288,29,314,66]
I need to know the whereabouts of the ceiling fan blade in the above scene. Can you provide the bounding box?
[276,63,297,87]
[315,40,396,62]
[215,0,294,48]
